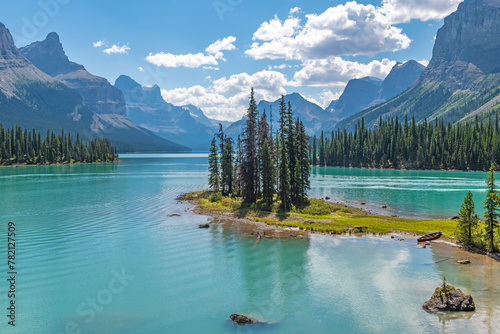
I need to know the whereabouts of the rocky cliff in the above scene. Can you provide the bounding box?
[420,0,500,90]
[20,33,127,116]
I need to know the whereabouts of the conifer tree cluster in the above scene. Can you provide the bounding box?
[0,124,118,166]
[457,164,499,252]
[208,89,310,209]
[312,115,500,171]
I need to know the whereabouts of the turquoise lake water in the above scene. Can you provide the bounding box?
[0,154,499,333]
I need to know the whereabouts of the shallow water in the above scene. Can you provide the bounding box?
[0,154,498,333]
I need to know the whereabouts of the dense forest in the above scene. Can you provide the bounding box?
[0,124,118,166]
[209,89,310,209]
[312,114,500,171]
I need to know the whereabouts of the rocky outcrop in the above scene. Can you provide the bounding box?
[422,287,475,312]
[0,23,55,97]
[420,0,500,90]
[229,314,257,325]
[20,33,127,116]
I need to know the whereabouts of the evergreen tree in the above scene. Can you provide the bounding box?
[457,191,479,244]
[483,164,499,251]
[241,88,259,203]
[312,135,317,166]
[278,95,291,210]
[221,138,234,194]
[208,136,220,192]
[261,138,274,206]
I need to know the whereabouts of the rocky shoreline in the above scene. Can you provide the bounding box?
[179,192,500,263]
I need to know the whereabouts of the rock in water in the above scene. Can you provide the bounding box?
[229,314,256,325]
[197,223,210,229]
[422,287,475,312]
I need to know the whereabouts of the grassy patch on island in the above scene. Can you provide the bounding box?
[182,191,457,239]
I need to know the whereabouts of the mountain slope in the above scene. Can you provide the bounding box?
[115,75,215,150]
[225,93,330,138]
[0,23,188,153]
[337,0,500,130]
[20,32,127,116]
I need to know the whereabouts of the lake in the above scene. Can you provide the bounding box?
[0,154,498,333]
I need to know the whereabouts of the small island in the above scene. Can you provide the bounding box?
[182,190,458,239]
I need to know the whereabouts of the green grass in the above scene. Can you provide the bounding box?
[184,191,458,238]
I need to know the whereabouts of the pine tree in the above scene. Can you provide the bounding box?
[221,138,234,194]
[483,163,499,251]
[297,121,310,202]
[261,138,274,206]
[319,130,325,166]
[278,95,291,210]
[241,88,259,203]
[457,191,479,244]
[208,137,220,192]
[312,135,317,166]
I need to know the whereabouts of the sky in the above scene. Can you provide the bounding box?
[1,0,464,121]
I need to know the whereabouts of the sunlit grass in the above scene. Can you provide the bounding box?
[184,191,458,238]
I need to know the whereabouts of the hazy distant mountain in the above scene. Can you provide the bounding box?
[338,0,500,130]
[373,60,425,105]
[20,32,127,116]
[225,92,330,138]
[115,75,216,150]
[0,23,188,153]
[320,61,425,133]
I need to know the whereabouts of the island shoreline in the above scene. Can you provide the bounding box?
[179,191,500,262]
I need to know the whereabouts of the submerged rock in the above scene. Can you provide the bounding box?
[197,223,210,229]
[422,287,475,312]
[168,214,181,217]
[457,260,471,264]
[229,314,256,325]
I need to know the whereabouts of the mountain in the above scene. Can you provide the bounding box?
[320,61,425,133]
[115,75,215,151]
[20,32,127,116]
[337,0,500,130]
[373,60,425,104]
[324,99,338,113]
[0,24,188,153]
[225,93,331,138]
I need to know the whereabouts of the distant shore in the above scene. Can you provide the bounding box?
[0,160,120,168]
[311,165,491,173]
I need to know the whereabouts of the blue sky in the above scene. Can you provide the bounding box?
[1,0,463,121]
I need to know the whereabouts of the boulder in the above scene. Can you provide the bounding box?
[457,260,471,264]
[197,223,210,229]
[381,205,387,209]
[229,314,256,325]
[422,287,475,312]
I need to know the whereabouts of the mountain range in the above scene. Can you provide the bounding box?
[1,0,497,152]
[0,26,189,152]
[337,0,500,130]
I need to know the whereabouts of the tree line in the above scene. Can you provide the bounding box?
[0,124,118,166]
[457,164,499,252]
[312,115,500,171]
[208,89,311,209]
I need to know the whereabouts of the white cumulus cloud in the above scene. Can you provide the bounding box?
[206,36,236,56]
[161,70,288,121]
[381,0,463,24]
[103,44,130,54]
[246,2,411,60]
[147,36,237,69]
[93,40,105,48]
[291,57,397,89]
[146,52,218,68]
